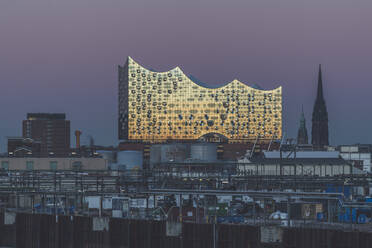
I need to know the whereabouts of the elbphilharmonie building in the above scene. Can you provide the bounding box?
[119,57,282,143]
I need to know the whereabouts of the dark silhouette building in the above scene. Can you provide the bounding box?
[297,106,309,145]
[311,65,329,149]
[22,113,70,156]
[7,137,42,156]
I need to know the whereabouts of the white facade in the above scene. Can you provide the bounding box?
[237,163,352,176]
[339,145,372,172]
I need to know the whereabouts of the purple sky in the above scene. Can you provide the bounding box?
[1,0,371,149]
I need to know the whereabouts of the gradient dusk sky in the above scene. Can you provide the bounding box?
[1,0,371,149]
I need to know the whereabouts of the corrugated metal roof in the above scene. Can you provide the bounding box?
[250,157,348,165]
[264,151,340,159]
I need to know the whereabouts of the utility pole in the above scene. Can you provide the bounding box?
[287,196,291,227]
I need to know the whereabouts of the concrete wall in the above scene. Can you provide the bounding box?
[5,213,372,248]
[0,157,107,170]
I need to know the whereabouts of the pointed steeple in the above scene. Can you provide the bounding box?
[297,105,308,144]
[316,64,324,100]
[300,105,305,125]
[312,64,329,149]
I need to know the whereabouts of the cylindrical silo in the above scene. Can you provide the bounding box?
[150,145,162,167]
[116,151,143,170]
[190,143,217,162]
[160,144,189,163]
[96,150,116,164]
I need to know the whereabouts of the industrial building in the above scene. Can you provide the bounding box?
[118,57,282,143]
[147,143,358,177]
[237,151,356,177]
[338,144,372,172]
[0,157,107,171]
[110,150,143,171]
[149,143,217,167]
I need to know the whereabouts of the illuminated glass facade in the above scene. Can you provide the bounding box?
[119,57,282,143]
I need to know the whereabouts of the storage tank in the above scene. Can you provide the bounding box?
[190,143,217,162]
[96,150,116,164]
[160,144,189,162]
[149,145,162,166]
[109,163,119,171]
[116,151,143,170]
[150,144,189,166]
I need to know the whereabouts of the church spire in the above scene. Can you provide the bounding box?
[312,64,329,149]
[297,105,308,144]
[317,64,324,100]
[300,105,305,123]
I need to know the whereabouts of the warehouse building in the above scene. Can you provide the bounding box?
[0,157,107,171]
[237,151,361,176]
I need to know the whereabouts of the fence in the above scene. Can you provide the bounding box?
[0,212,372,248]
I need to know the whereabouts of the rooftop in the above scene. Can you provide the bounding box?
[27,113,66,120]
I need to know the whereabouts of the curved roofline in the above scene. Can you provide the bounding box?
[127,56,281,92]
[128,56,181,73]
[198,132,229,141]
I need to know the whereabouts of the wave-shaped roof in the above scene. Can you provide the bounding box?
[127,56,279,92]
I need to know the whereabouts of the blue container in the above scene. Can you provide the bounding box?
[341,208,357,223]
[317,213,324,221]
[358,214,367,224]
[217,217,226,223]
[326,185,351,199]
[232,216,244,223]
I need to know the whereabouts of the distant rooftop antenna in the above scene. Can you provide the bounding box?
[286,138,294,145]
[74,130,82,149]
[267,134,275,151]
[279,132,286,150]
[88,135,95,148]
[250,135,259,158]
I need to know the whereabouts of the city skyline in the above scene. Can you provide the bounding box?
[1,0,372,150]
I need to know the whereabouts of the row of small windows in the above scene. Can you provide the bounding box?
[129,102,280,112]
[130,123,277,132]
[129,98,280,108]
[128,70,279,95]
[130,112,279,117]
[128,71,280,98]
[130,98,280,109]
[130,132,278,138]
[130,73,181,81]
[130,118,279,125]
[1,161,58,170]
[131,86,273,98]
[0,161,84,170]
[129,87,279,100]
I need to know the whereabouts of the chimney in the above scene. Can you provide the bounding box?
[75,130,82,149]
